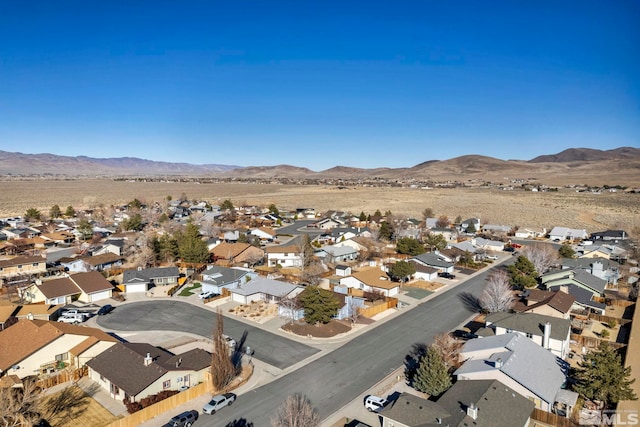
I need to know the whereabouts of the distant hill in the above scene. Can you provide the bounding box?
[1,147,639,185]
[529,147,640,163]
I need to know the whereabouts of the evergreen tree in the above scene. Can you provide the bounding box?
[76,218,93,240]
[424,233,447,251]
[64,206,76,217]
[177,222,210,263]
[220,199,234,211]
[396,237,426,255]
[378,221,394,241]
[359,211,367,222]
[559,244,576,259]
[122,213,143,231]
[298,286,340,325]
[268,203,279,215]
[507,255,538,289]
[413,346,452,396]
[49,204,62,219]
[573,343,637,409]
[388,260,416,283]
[24,207,41,221]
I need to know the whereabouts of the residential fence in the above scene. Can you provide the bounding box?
[588,312,632,326]
[359,298,398,318]
[570,333,627,351]
[37,366,88,390]
[531,408,579,427]
[105,382,209,427]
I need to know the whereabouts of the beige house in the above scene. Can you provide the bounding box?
[22,271,114,304]
[212,242,265,266]
[0,255,47,284]
[339,266,400,297]
[0,319,118,379]
[512,289,575,319]
[87,342,211,402]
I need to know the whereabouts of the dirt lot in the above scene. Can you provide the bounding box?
[282,319,353,338]
[0,180,637,233]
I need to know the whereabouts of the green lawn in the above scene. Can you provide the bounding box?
[179,282,202,296]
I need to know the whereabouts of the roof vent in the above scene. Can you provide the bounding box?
[467,402,478,420]
[495,358,502,369]
[144,353,152,366]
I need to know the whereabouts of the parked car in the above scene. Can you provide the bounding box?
[57,314,85,324]
[163,410,198,427]
[438,272,456,279]
[364,395,388,412]
[486,255,498,260]
[223,335,236,349]
[504,246,516,252]
[202,393,236,415]
[61,309,90,318]
[97,304,114,315]
[452,329,479,340]
[198,290,219,300]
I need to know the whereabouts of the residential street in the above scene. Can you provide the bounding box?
[98,258,513,426]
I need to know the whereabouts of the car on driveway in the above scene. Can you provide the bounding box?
[57,314,86,324]
[223,335,236,349]
[163,409,198,427]
[198,290,219,300]
[61,309,90,318]
[486,255,498,260]
[438,272,456,279]
[203,393,236,415]
[452,329,479,340]
[364,395,388,412]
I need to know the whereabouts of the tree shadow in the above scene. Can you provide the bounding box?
[41,386,89,425]
[231,329,250,368]
[225,419,254,427]
[404,342,427,386]
[458,291,482,313]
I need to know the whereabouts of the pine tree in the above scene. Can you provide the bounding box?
[298,286,340,325]
[177,222,210,263]
[573,342,637,409]
[413,346,452,396]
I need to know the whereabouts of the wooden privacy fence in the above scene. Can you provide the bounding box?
[531,408,578,427]
[359,298,398,318]
[570,333,627,350]
[588,312,632,326]
[106,382,209,427]
[37,366,88,389]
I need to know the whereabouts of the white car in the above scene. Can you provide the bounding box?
[486,255,498,260]
[202,393,236,415]
[58,314,85,324]
[364,395,388,412]
[223,335,236,349]
[61,309,90,318]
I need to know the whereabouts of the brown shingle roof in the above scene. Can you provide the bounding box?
[513,289,575,315]
[37,276,81,299]
[211,242,252,259]
[0,319,117,372]
[69,271,114,294]
[0,255,46,268]
[79,253,124,267]
[350,267,398,290]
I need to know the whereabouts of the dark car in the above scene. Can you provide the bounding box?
[438,272,456,279]
[164,410,198,427]
[452,329,478,340]
[504,246,516,252]
[97,304,114,315]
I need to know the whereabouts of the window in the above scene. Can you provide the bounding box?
[32,263,39,267]
[17,265,23,269]
[55,352,68,362]
[163,380,171,390]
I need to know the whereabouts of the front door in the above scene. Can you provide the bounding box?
[183,374,190,387]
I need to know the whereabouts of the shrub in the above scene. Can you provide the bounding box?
[606,319,617,329]
[600,329,610,339]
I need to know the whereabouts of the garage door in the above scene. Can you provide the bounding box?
[90,290,112,302]
[126,283,148,293]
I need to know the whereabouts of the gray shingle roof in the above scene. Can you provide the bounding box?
[123,267,180,284]
[201,266,250,285]
[412,252,454,269]
[455,333,566,405]
[230,277,300,297]
[485,312,571,341]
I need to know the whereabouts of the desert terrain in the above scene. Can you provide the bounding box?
[1,179,637,233]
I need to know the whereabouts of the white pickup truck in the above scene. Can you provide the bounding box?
[57,314,86,324]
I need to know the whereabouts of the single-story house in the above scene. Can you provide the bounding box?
[484,312,572,358]
[0,319,118,379]
[455,333,574,413]
[248,227,277,243]
[515,227,547,239]
[548,227,588,242]
[86,342,211,402]
[22,271,114,304]
[380,379,534,427]
[229,277,303,304]
[199,265,257,294]
[122,267,180,293]
[211,242,265,266]
[512,289,575,319]
[589,230,628,242]
[339,266,400,297]
[409,260,439,281]
[315,245,359,264]
[411,252,455,273]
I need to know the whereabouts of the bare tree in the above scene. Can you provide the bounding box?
[300,261,325,286]
[436,215,450,228]
[271,394,320,427]
[278,296,302,325]
[480,270,516,313]
[211,309,237,391]
[346,296,362,325]
[520,243,559,275]
[0,380,44,427]
[430,332,464,372]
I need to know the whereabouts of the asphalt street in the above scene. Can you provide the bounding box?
[96,300,320,370]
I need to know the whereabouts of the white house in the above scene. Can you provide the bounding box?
[339,266,400,297]
[228,277,303,304]
[549,227,588,242]
[200,266,257,294]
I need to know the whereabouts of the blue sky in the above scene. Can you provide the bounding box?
[1,1,638,170]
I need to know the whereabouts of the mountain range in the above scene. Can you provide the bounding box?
[1,147,639,185]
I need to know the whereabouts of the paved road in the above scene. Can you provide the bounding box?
[96,300,320,370]
[200,266,502,426]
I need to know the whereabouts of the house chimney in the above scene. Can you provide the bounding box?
[543,322,551,349]
[144,353,152,366]
[176,357,182,368]
[495,358,502,369]
[467,402,478,420]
